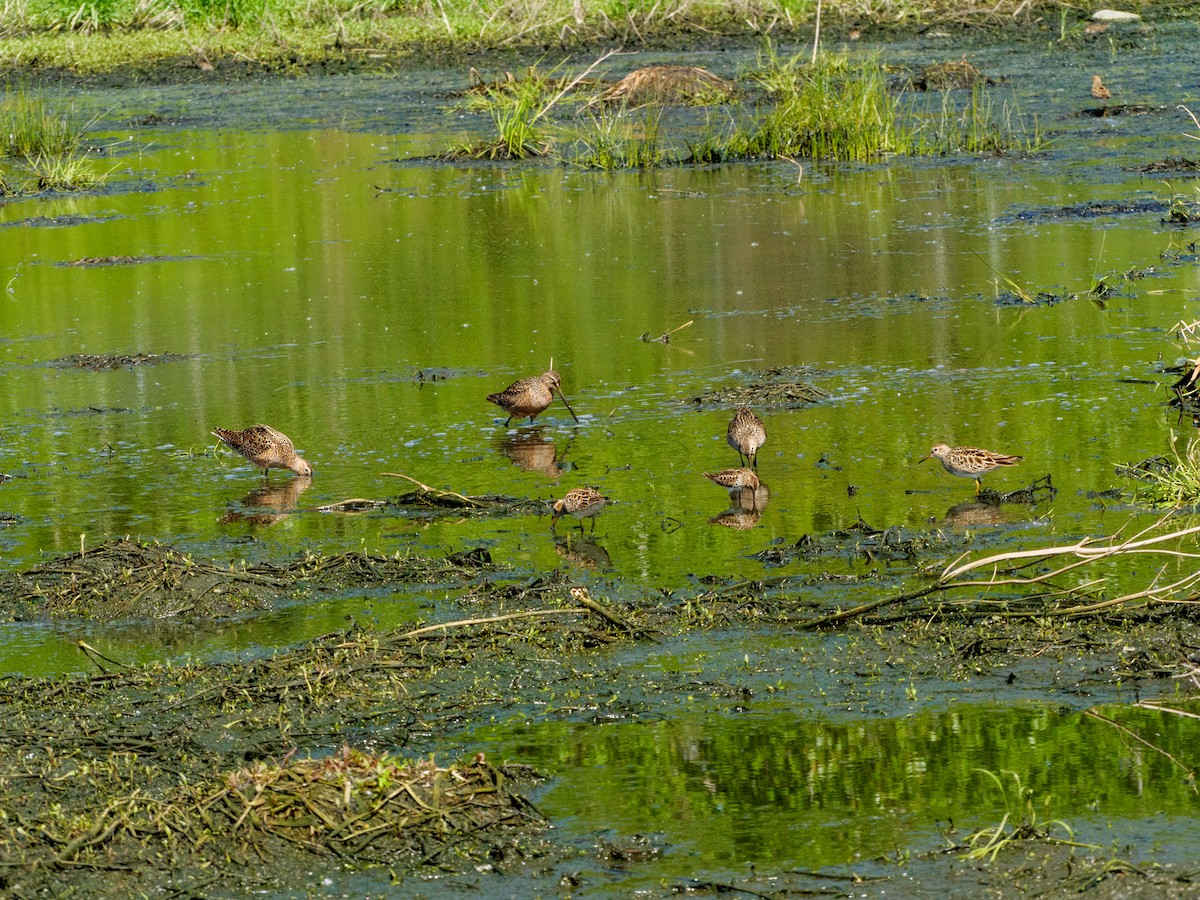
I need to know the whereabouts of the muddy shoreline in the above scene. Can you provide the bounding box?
[1,533,1198,895]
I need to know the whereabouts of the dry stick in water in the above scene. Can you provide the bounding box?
[78,640,133,671]
[644,319,693,344]
[802,517,1200,629]
[381,472,485,507]
[811,0,822,64]
[398,608,587,639]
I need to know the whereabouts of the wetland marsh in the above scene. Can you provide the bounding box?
[3,9,1200,896]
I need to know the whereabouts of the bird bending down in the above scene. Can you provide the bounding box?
[919,443,1021,494]
[727,407,766,469]
[703,467,761,493]
[551,487,609,533]
[212,424,313,477]
[487,369,579,427]
[1091,74,1110,100]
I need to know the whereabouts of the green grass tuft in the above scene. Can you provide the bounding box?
[0,85,106,193]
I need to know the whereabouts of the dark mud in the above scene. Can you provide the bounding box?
[0,539,501,623]
[49,352,186,370]
[3,533,1200,894]
[688,366,827,407]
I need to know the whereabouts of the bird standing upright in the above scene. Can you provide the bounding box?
[919,443,1021,494]
[727,407,767,469]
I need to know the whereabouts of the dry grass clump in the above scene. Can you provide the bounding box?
[208,748,541,856]
[601,66,734,105]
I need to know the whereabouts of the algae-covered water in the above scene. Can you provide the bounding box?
[3,20,1200,895]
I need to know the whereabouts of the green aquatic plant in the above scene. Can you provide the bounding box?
[917,86,1043,154]
[1160,180,1200,224]
[25,152,104,190]
[1131,432,1200,508]
[963,770,1082,862]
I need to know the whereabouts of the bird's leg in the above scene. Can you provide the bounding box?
[974,478,982,495]
[504,416,513,428]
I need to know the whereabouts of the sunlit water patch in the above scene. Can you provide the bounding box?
[463,700,1200,891]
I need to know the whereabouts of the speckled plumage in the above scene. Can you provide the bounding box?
[212,424,312,477]
[727,407,766,469]
[703,467,761,492]
[487,369,579,427]
[551,487,609,532]
[920,443,1021,493]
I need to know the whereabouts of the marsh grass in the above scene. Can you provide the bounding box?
[453,49,1044,168]
[915,86,1042,155]
[1132,432,1200,508]
[447,74,558,160]
[727,52,900,160]
[0,85,81,158]
[0,85,106,192]
[570,104,665,168]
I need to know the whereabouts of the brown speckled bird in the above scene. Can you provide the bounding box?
[727,407,766,469]
[487,369,579,427]
[551,487,609,532]
[212,424,313,477]
[919,443,1021,494]
[1091,74,1110,100]
[703,467,761,493]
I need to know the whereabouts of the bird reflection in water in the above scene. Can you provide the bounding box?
[494,427,568,478]
[708,482,770,529]
[220,476,312,525]
[553,534,612,570]
[940,498,1009,529]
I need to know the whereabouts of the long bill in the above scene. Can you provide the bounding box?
[555,389,581,423]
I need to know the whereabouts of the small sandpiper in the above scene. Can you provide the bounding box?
[487,369,579,427]
[212,424,313,477]
[703,467,761,493]
[551,487,609,533]
[919,443,1021,494]
[727,407,766,469]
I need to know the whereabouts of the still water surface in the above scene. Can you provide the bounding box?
[3,41,1200,885]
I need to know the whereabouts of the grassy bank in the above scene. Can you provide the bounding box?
[0,0,1180,78]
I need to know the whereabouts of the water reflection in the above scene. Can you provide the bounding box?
[553,534,612,570]
[220,476,312,526]
[940,498,1010,528]
[469,702,1200,872]
[708,482,770,529]
[494,428,568,478]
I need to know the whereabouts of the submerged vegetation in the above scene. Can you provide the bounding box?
[0,85,105,192]
[449,50,1042,168]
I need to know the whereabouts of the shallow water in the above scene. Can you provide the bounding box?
[4,25,1200,887]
